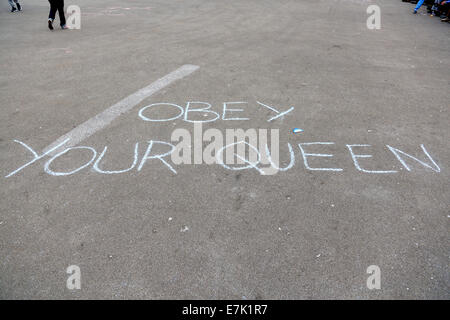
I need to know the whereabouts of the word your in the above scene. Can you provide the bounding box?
[138,101,294,123]
[367,5,381,30]
[66,265,81,290]
[5,138,441,178]
[66,5,81,30]
[367,265,381,290]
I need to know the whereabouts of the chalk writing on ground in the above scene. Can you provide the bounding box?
[4,101,442,178]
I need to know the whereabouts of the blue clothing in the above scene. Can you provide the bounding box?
[414,0,426,11]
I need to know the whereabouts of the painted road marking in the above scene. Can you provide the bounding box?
[43,64,200,155]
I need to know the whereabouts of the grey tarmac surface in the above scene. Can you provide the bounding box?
[0,0,449,299]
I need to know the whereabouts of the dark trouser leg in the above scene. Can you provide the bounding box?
[57,0,66,26]
[48,0,57,20]
[438,3,449,15]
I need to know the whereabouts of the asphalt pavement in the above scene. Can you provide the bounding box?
[0,0,449,299]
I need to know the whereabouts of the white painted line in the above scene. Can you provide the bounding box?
[43,64,199,154]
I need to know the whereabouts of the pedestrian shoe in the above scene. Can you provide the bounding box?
[441,17,450,22]
[48,19,54,30]
[61,25,69,30]
[413,10,418,14]
[11,7,17,13]
[17,3,21,11]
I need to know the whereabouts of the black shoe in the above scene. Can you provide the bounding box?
[16,3,21,11]
[11,7,17,13]
[48,19,54,30]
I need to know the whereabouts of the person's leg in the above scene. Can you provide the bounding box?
[8,0,17,12]
[57,0,66,27]
[14,0,21,11]
[431,0,440,15]
[414,0,426,12]
[437,1,445,15]
[48,0,57,30]
[49,0,57,20]
[440,2,450,20]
